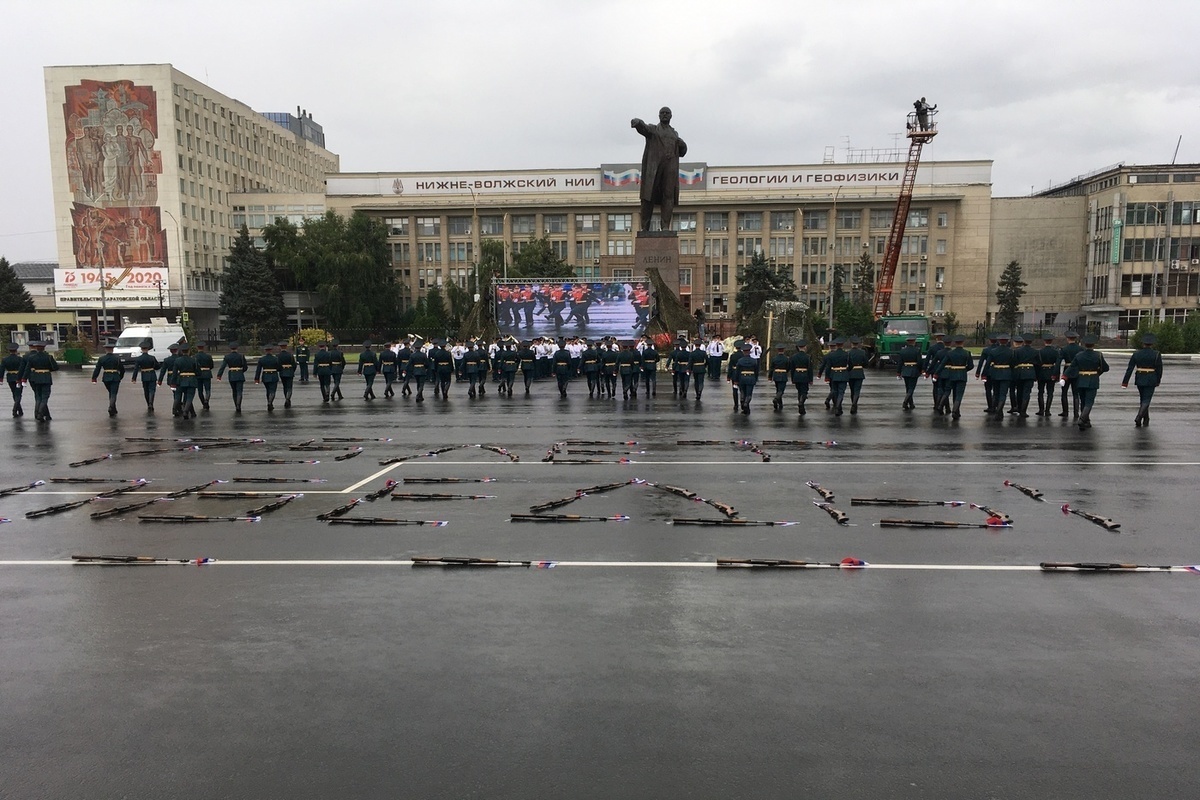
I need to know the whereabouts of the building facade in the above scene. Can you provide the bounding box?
[322,161,995,326]
[1038,163,1200,336]
[43,64,339,333]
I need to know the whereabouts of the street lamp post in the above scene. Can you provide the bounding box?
[160,207,187,325]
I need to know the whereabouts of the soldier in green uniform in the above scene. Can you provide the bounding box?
[819,337,851,416]
[378,343,398,398]
[940,334,975,419]
[518,340,537,395]
[924,332,947,409]
[277,341,297,408]
[668,337,690,398]
[1035,335,1060,416]
[1010,334,1040,417]
[895,335,923,410]
[640,338,659,397]
[170,342,199,419]
[216,341,248,413]
[464,340,485,398]
[254,342,282,411]
[430,339,454,400]
[397,338,415,397]
[789,339,813,415]
[1063,334,1108,430]
[618,341,640,399]
[599,339,620,399]
[974,334,997,413]
[581,339,601,398]
[986,334,1013,418]
[194,341,215,410]
[24,338,58,421]
[406,342,431,402]
[726,338,743,411]
[357,341,379,400]
[1122,332,1163,426]
[687,338,708,400]
[474,338,493,396]
[132,340,159,412]
[769,344,791,411]
[1057,331,1083,419]
[846,335,869,415]
[734,343,758,415]
[295,340,311,383]
[313,341,334,403]
[1,342,25,417]
[158,342,181,416]
[91,338,125,415]
[498,339,520,396]
[329,339,347,401]
[553,338,573,398]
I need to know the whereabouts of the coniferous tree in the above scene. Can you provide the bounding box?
[0,257,36,312]
[995,259,1026,331]
[735,251,798,322]
[220,226,286,336]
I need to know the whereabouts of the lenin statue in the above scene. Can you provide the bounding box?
[631,107,687,232]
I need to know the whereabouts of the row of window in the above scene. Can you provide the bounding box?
[1124,202,1200,227]
[382,209,951,238]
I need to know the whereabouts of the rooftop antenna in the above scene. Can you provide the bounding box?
[1172,135,1182,165]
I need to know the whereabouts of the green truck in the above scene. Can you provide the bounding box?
[874,315,931,367]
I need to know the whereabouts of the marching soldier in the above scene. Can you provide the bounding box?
[618,341,640,399]
[396,337,415,397]
[669,337,690,398]
[1063,334,1108,430]
[216,341,248,413]
[329,339,346,400]
[378,342,398,398]
[1057,331,1083,419]
[1,342,25,417]
[769,344,791,411]
[430,339,454,400]
[254,342,282,411]
[1035,335,1060,416]
[295,339,311,383]
[132,339,159,412]
[313,341,334,403]
[1010,335,1039,417]
[194,341,215,410]
[581,339,601,398]
[406,342,431,402]
[277,341,297,408]
[518,340,537,395]
[170,342,199,419]
[91,338,125,415]
[819,337,850,416]
[357,341,379,400]
[498,339,520,396]
[1122,332,1163,426]
[465,340,485,398]
[975,334,997,413]
[846,335,869,415]
[24,338,58,421]
[940,334,974,419]
[986,334,1013,417]
[924,331,948,409]
[895,335,923,410]
[553,338,573,398]
[789,339,813,415]
[640,337,660,397]
[734,343,758,415]
[599,339,619,399]
[688,338,708,400]
[158,342,181,416]
[726,338,743,411]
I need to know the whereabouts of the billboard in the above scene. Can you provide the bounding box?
[54,266,168,309]
[494,278,652,341]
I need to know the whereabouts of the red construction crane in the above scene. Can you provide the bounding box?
[873,101,939,318]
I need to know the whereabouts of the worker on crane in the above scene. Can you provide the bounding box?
[913,97,937,131]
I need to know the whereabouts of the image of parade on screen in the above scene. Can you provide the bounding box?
[494,278,653,340]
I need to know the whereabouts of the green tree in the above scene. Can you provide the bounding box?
[852,250,876,305]
[995,259,1026,331]
[412,287,448,331]
[479,239,506,279]
[0,257,36,312]
[832,298,876,338]
[1181,312,1200,353]
[220,226,286,337]
[510,237,574,279]
[942,311,960,335]
[263,211,400,329]
[734,251,798,322]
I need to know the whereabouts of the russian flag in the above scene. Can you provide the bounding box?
[603,168,640,187]
[679,166,705,185]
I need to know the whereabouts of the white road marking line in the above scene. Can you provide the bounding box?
[341,462,404,494]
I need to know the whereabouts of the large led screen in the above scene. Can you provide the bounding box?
[493,278,653,340]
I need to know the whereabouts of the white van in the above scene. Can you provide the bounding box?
[113,318,187,364]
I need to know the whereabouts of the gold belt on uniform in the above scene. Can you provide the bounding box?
[903,361,918,367]
[992,365,1011,370]
[32,369,49,373]
[178,372,195,376]
[948,365,968,370]
[1135,368,1156,373]
[262,369,277,373]
[1079,371,1098,376]
[1016,363,1033,368]
[141,368,156,372]
[830,366,847,372]
[103,369,119,373]
[228,367,244,371]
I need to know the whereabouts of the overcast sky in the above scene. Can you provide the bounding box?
[2,0,1198,263]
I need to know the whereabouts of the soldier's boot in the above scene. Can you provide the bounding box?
[850,401,858,415]
[108,401,118,417]
[1078,406,1091,429]
[1072,396,1080,419]
[798,400,806,416]
[1136,403,1150,426]
[732,389,740,411]
[12,402,19,417]
[234,402,242,414]
[952,397,962,419]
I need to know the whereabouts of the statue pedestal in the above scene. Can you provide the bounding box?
[635,231,680,298]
